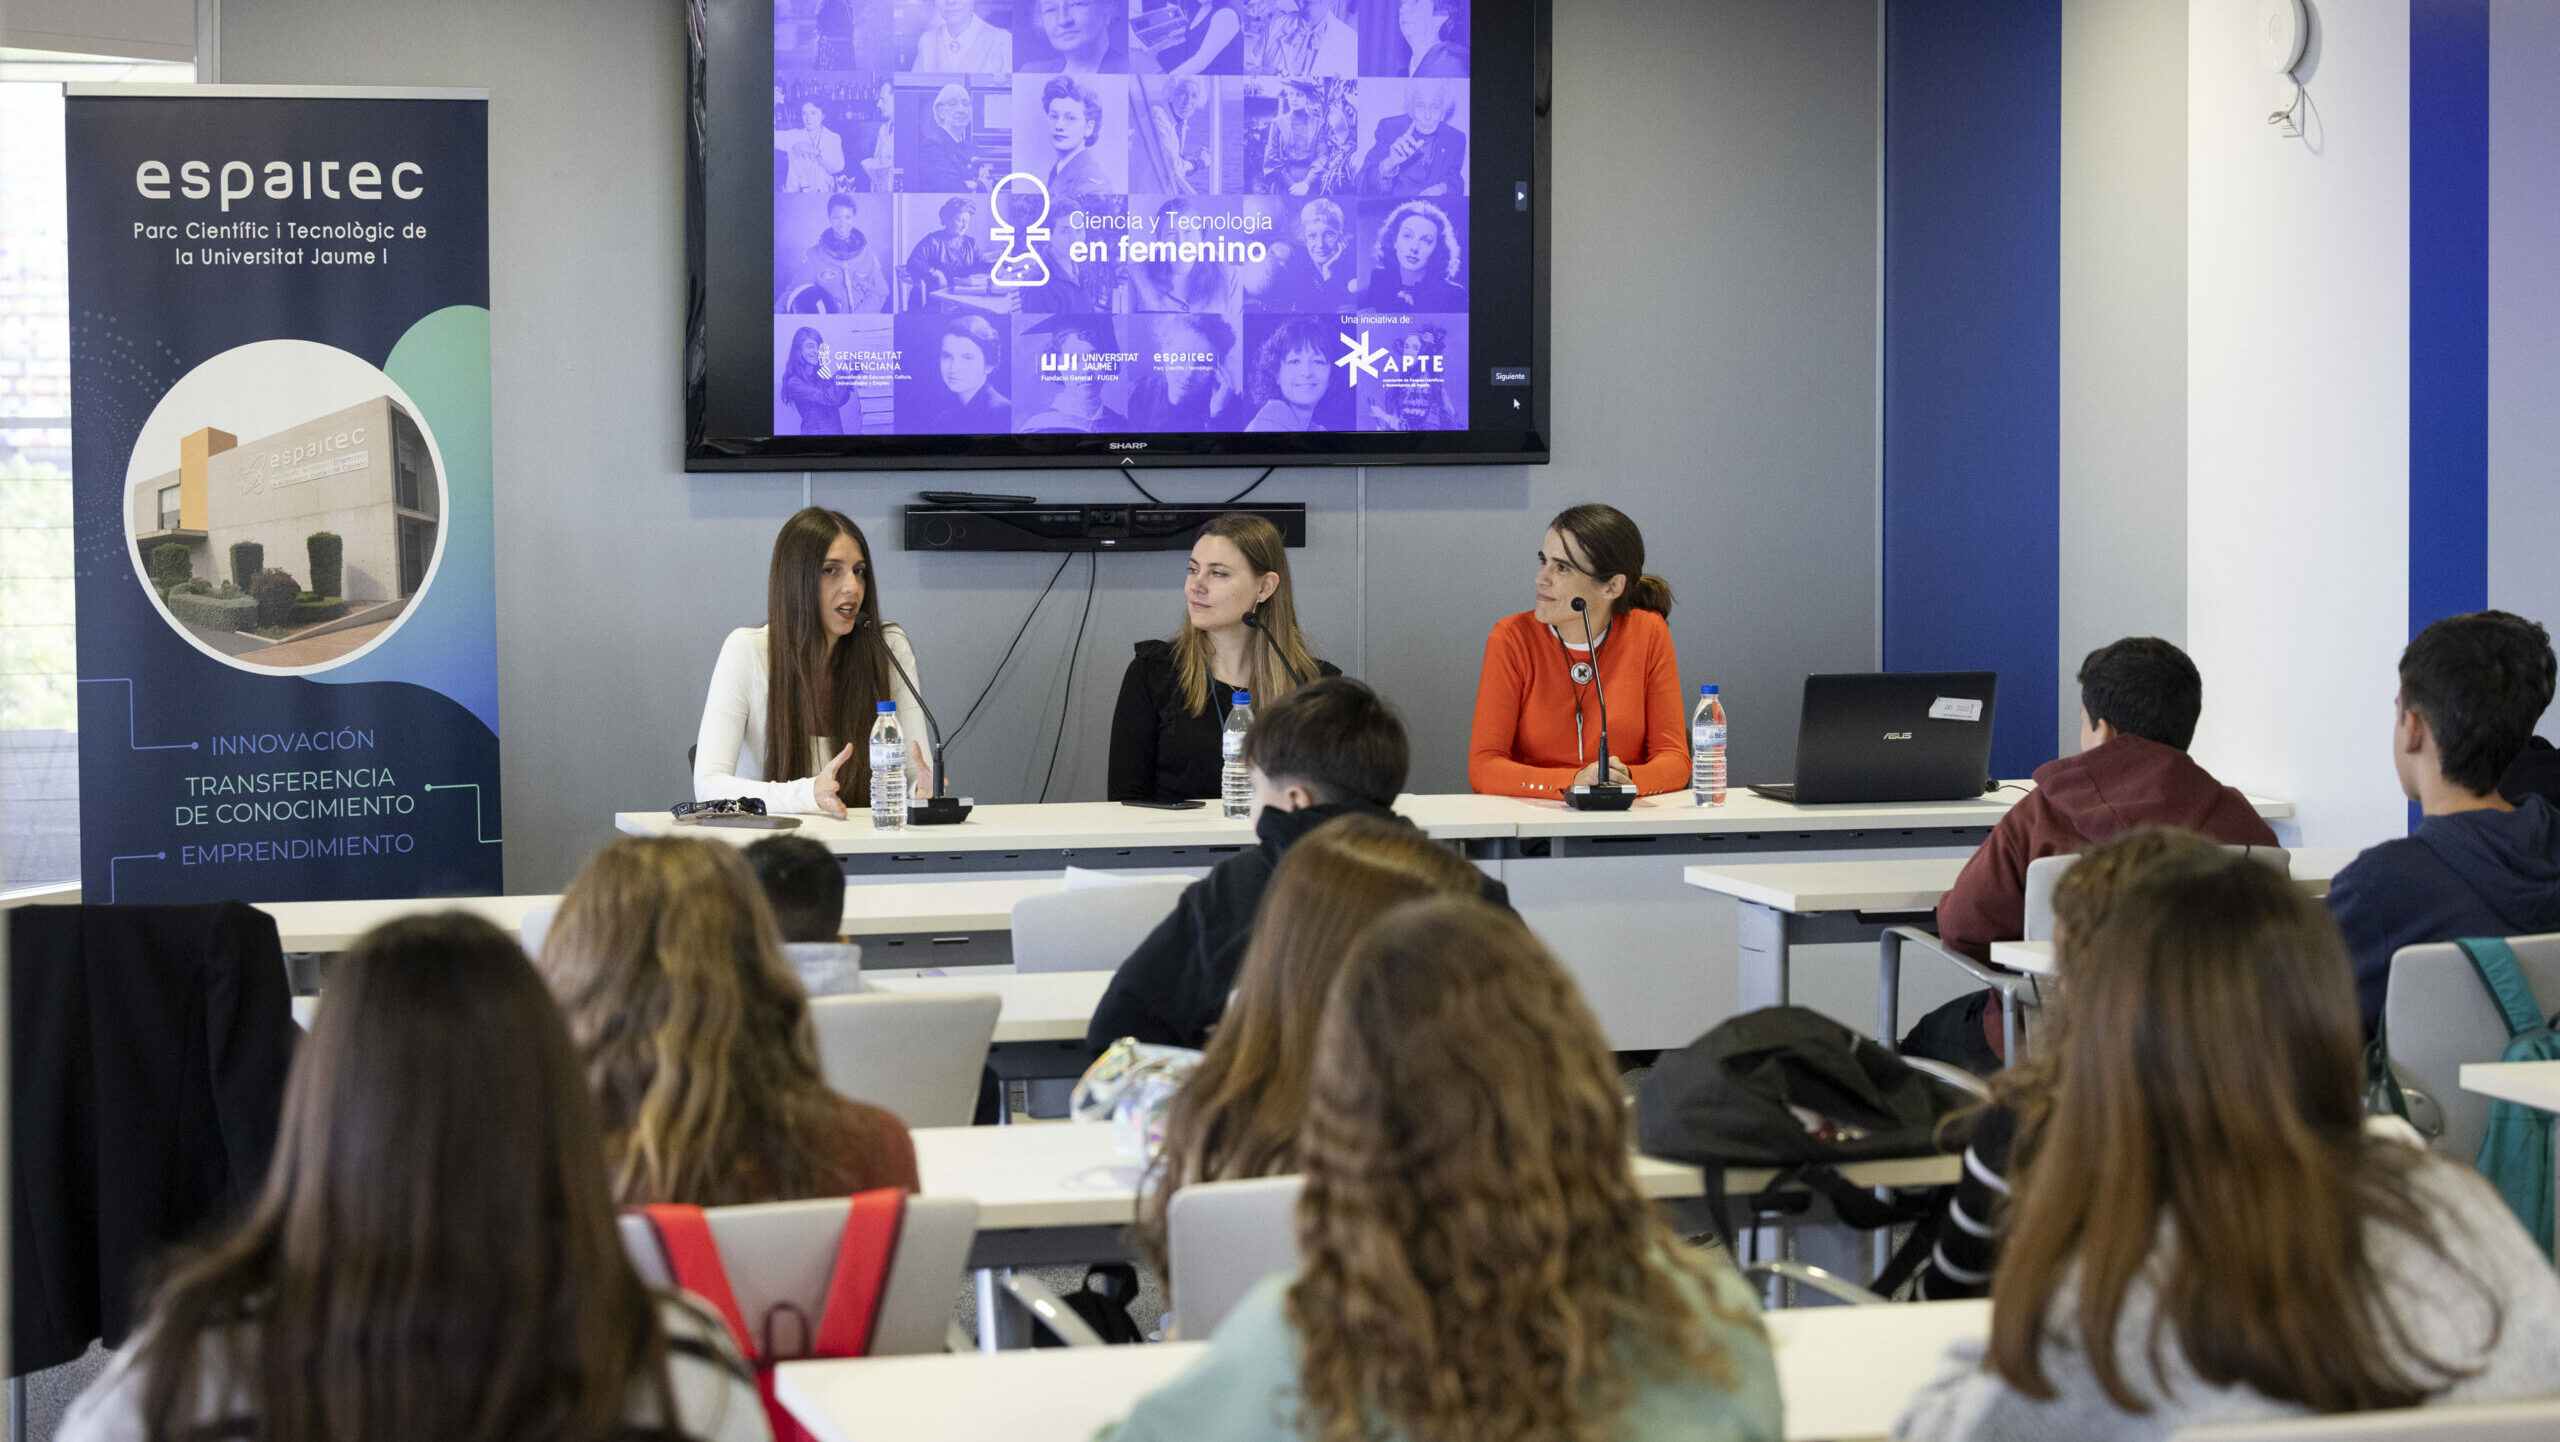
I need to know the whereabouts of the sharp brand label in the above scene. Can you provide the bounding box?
[1110,440,1147,450]
[1883,731,1912,741]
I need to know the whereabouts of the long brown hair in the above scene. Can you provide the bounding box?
[130,913,680,1442]
[1551,503,1673,617]
[1291,898,1757,1442]
[539,836,851,1206]
[1135,814,1482,1277]
[1168,512,1319,716]
[1987,841,2489,1413]
[764,507,896,806]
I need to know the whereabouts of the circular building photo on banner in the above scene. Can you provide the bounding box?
[123,339,448,675]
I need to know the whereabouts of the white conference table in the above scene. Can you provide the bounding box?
[910,1121,1959,1269]
[252,877,1063,954]
[1684,834,2337,1032]
[617,787,2144,1051]
[775,1296,1988,1442]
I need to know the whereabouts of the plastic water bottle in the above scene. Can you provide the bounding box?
[869,701,907,831]
[1692,685,1727,807]
[1220,690,1254,819]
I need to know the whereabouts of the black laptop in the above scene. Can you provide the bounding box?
[1748,672,2000,805]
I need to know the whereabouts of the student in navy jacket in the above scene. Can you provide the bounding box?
[2329,610,2560,1031]
[1086,677,1506,1054]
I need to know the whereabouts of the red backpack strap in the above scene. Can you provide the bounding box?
[639,1204,758,1364]
[810,1189,905,1358]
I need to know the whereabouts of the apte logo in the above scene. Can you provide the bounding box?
[1336,329,1388,382]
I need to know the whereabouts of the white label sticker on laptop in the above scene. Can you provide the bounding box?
[1930,697,1984,723]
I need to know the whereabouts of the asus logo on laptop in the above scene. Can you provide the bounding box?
[1883,731,1912,741]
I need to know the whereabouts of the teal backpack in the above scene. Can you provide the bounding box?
[2456,936,2559,1258]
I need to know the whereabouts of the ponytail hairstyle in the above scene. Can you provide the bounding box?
[764,506,895,807]
[1167,512,1320,716]
[1550,503,1672,618]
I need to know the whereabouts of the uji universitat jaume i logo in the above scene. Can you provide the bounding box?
[1336,330,1389,382]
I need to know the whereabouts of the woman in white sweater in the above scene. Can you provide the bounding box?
[1897,836,2560,1442]
[695,508,928,817]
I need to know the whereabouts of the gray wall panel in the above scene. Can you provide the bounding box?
[221,0,1882,889]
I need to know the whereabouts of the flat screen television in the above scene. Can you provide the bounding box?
[685,0,1550,469]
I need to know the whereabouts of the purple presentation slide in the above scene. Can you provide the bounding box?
[772,0,1471,438]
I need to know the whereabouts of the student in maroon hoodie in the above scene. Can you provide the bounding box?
[1901,637,2277,1073]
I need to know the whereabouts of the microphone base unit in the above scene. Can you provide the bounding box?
[906,795,974,826]
[1564,784,1639,812]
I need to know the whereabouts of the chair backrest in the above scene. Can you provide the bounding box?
[2020,845,2287,944]
[2171,1396,2560,1440]
[808,991,1000,1129]
[619,1194,978,1358]
[518,902,558,962]
[2385,933,2560,1162]
[1166,1174,1304,1337]
[2020,855,2078,942]
[1009,878,1190,974]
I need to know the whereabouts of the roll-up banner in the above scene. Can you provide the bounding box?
[63,87,500,903]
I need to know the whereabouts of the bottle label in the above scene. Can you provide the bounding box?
[1223,732,1245,760]
[871,741,900,772]
[1695,725,1726,749]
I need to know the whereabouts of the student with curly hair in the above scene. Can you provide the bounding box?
[1109,897,1779,1442]
[538,836,919,1206]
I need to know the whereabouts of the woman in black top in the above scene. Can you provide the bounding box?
[1109,513,1336,801]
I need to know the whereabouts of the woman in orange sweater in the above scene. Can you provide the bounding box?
[1468,504,1690,798]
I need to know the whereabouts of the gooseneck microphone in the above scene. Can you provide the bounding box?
[862,616,972,824]
[1242,609,1307,687]
[1565,597,1635,811]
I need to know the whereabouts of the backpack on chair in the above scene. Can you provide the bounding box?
[1635,1006,1967,1293]
[2456,936,2560,1257]
[640,1190,905,1442]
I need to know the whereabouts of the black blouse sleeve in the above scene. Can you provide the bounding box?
[1108,648,1162,801]
[1917,1102,2017,1300]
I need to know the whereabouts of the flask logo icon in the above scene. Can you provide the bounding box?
[988,172,1053,289]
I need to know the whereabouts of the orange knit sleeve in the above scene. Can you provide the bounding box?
[1468,618,1580,797]
[1628,618,1692,796]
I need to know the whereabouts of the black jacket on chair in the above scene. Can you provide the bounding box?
[9,902,297,1373]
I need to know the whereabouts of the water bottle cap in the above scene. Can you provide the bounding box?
[875,701,896,713]
[1231,691,1251,705]
[1701,685,1718,695]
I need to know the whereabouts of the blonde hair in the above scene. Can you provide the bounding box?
[538,836,845,1206]
[1169,512,1318,716]
[1290,898,1757,1442]
[1135,815,1482,1277]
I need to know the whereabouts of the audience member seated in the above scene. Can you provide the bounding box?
[2329,610,2560,1032]
[1903,637,2277,1073]
[1106,897,1781,1442]
[59,913,769,1442]
[744,832,864,996]
[1896,846,2560,1439]
[1916,827,2220,1301]
[540,836,918,1204]
[1131,814,1485,1289]
[1086,676,1507,1052]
